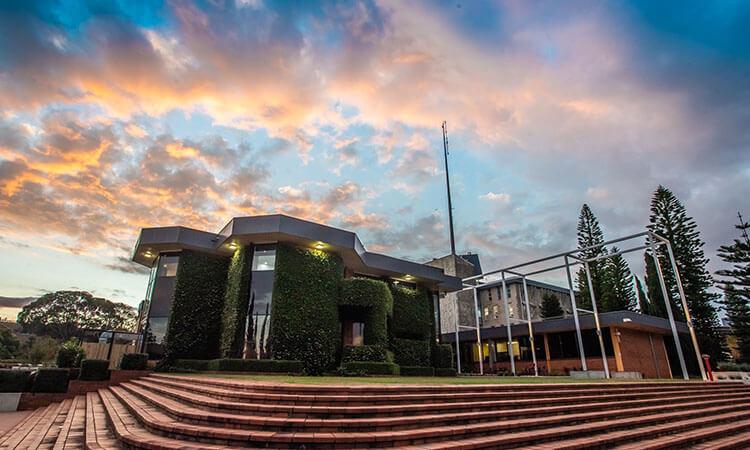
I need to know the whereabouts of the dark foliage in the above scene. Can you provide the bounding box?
[391,286,432,339]
[716,214,750,362]
[540,292,565,318]
[400,366,435,376]
[602,248,637,312]
[391,337,430,366]
[173,359,211,371]
[220,245,253,358]
[435,344,454,368]
[0,370,30,392]
[575,204,608,310]
[435,367,458,377]
[206,358,303,373]
[33,368,69,393]
[17,291,136,340]
[165,250,230,360]
[79,359,110,381]
[270,244,343,375]
[341,344,388,362]
[340,361,400,375]
[340,278,392,346]
[118,353,149,370]
[55,340,85,368]
[0,326,21,359]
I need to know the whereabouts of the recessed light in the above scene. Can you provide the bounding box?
[315,243,325,249]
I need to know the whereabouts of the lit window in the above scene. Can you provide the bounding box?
[509,305,514,317]
[484,307,489,317]
[493,305,499,319]
[252,246,276,271]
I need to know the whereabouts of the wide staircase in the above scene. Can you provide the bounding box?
[2,374,750,449]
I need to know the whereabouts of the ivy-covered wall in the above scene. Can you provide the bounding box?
[220,245,253,358]
[269,244,343,374]
[390,285,436,367]
[340,278,392,347]
[165,250,229,360]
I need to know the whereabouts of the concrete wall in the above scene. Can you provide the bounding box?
[427,254,477,334]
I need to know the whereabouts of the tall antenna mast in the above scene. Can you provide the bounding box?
[442,121,456,255]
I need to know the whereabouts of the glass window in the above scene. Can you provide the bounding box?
[157,255,179,277]
[352,322,364,346]
[252,245,276,271]
[484,307,489,317]
[507,287,512,298]
[488,289,493,301]
[493,305,499,319]
[508,304,514,317]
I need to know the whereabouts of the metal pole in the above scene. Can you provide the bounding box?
[501,272,516,375]
[665,241,707,381]
[584,261,610,378]
[473,286,484,375]
[521,277,538,376]
[441,121,456,255]
[649,238,689,380]
[454,294,461,374]
[564,256,587,370]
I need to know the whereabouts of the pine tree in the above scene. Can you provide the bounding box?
[575,204,608,310]
[645,185,722,363]
[541,292,565,319]
[716,213,750,362]
[601,247,637,312]
[644,251,668,317]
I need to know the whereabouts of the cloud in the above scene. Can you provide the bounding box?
[0,296,35,308]
[104,257,151,275]
[479,192,511,203]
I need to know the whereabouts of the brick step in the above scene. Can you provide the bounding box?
[131,377,750,418]
[53,395,86,450]
[123,379,750,432]
[692,427,750,450]
[610,416,750,450]
[0,403,48,448]
[97,389,258,449]
[1,400,71,450]
[406,409,750,449]
[105,384,750,448]
[85,392,119,450]
[144,375,749,406]
[151,373,735,395]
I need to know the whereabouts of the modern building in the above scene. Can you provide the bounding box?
[131,214,461,370]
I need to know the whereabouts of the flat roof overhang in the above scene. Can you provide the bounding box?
[441,310,691,343]
[132,214,463,291]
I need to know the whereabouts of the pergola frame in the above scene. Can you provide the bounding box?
[452,231,706,381]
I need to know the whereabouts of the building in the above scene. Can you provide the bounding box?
[131,214,461,370]
[475,278,573,327]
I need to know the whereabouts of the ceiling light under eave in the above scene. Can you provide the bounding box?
[315,243,325,249]
[404,275,414,280]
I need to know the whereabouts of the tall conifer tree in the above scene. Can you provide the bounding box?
[645,185,722,362]
[575,204,608,310]
[602,248,637,312]
[716,213,750,362]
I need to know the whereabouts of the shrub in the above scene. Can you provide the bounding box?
[33,368,69,393]
[220,245,253,358]
[340,278,393,347]
[271,244,343,375]
[435,368,458,377]
[205,359,303,373]
[165,250,230,360]
[56,340,85,368]
[392,338,430,366]
[173,359,211,371]
[118,353,148,370]
[79,359,110,381]
[342,345,388,363]
[435,344,454,368]
[391,286,432,339]
[0,370,30,392]
[400,366,435,377]
[718,362,750,372]
[341,361,400,375]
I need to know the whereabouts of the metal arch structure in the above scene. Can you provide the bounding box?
[453,231,707,381]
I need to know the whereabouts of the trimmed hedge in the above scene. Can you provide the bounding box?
[718,362,750,372]
[207,359,303,373]
[79,359,110,381]
[220,245,253,358]
[166,250,230,360]
[0,370,30,392]
[435,367,458,377]
[56,340,85,368]
[340,278,393,347]
[400,366,435,377]
[392,337,430,367]
[342,345,388,363]
[119,353,148,370]
[270,244,343,375]
[33,368,69,393]
[341,361,400,375]
[391,286,432,340]
[435,344,454,368]
[173,359,211,371]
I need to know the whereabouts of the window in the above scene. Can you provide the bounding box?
[157,255,179,277]
[507,286,512,298]
[488,289,493,301]
[343,321,365,346]
[508,304,514,318]
[251,245,276,271]
[484,307,489,317]
[493,305,499,319]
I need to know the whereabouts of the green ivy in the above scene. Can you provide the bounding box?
[435,367,458,377]
[270,244,343,375]
[391,286,432,340]
[341,344,388,362]
[220,245,253,358]
[165,250,229,360]
[341,361,400,375]
[340,278,392,346]
[400,366,435,376]
[391,337,430,366]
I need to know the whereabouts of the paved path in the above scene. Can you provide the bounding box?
[0,411,31,438]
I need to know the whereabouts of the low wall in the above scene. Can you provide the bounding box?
[17,370,149,410]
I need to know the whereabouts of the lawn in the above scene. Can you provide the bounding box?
[173,373,695,385]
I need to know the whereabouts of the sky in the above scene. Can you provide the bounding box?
[0,0,748,320]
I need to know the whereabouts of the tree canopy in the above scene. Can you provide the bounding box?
[17,291,136,341]
[716,213,750,362]
[540,292,565,319]
[575,204,608,310]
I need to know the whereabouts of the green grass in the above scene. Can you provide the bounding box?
[172,373,698,385]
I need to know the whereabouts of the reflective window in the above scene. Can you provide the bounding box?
[251,245,276,271]
[245,244,277,359]
[157,255,179,277]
